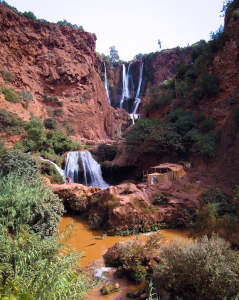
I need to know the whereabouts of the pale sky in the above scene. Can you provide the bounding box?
[5,0,224,61]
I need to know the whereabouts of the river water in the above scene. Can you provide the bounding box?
[59,214,190,299]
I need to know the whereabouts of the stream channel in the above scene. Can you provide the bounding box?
[59,214,190,300]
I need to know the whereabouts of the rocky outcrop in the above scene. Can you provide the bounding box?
[0,4,129,142]
[51,177,201,234]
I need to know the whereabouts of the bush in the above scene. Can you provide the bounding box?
[1,69,14,82]
[0,172,64,235]
[0,224,88,299]
[63,119,75,135]
[184,129,216,157]
[200,117,215,132]
[1,87,21,103]
[104,232,165,283]
[53,108,63,117]
[97,143,117,162]
[44,118,57,129]
[125,118,185,154]
[17,89,33,101]
[209,25,229,53]
[24,117,46,150]
[0,149,40,179]
[22,11,37,20]
[0,109,25,135]
[152,234,239,300]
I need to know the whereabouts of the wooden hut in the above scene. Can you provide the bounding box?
[147,163,186,184]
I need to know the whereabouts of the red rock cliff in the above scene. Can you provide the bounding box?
[0,4,129,142]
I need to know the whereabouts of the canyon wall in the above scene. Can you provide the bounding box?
[0,3,129,143]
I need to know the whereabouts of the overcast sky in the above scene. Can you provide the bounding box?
[5,0,225,61]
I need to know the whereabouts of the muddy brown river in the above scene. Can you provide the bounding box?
[59,214,190,299]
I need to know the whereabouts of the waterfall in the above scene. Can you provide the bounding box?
[104,63,111,105]
[39,156,65,180]
[40,151,109,189]
[119,63,132,109]
[129,113,140,124]
[64,151,81,184]
[132,61,144,114]
[65,151,109,189]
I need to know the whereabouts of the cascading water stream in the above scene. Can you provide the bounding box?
[39,156,65,180]
[119,63,132,109]
[104,63,111,105]
[132,60,144,114]
[65,151,109,189]
[39,151,109,189]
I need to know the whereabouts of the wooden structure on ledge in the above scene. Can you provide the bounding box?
[146,163,186,184]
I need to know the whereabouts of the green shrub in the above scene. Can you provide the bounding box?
[125,118,185,154]
[152,234,239,300]
[44,118,57,129]
[1,69,14,82]
[0,149,40,179]
[24,117,46,150]
[200,117,215,132]
[1,87,22,103]
[184,129,216,157]
[53,108,63,117]
[97,143,117,162]
[22,11,37,20]
[0,224,88,300]
[0,172,64,235]
[209,25,229,53]
[104,232,165,283]
[17,89,33,101]
[63,119,75,135]
[0,109,25,135]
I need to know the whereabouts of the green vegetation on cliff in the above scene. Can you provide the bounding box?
[0,149,89,300]
[125,109,216,157]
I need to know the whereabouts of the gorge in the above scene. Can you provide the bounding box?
[1,1,239,299]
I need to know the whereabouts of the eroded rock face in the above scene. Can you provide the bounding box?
[51,177,201,234]
[0,4,129,142]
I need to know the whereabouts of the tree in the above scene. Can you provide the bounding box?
[158,39,161,49]
[109,46,119,62]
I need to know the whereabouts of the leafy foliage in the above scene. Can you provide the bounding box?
[1,86,21,103]
[22,11,37,20]
[109,46,119,62]
[44,118,57,130]
[125,118,185,155]
[1,69,14,82]
[125,110,216,157]
[0,173,64,235]
[152,234,239,300]
[0,109,25,135]
[0,225,88,300]
[0,149,40,179]
[97,143,117,162]
[104,232,165,283]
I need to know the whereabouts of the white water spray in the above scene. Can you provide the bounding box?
[65,151,109,189]
[39,156,65,180]
[119,63,132,108]
[39,151,109,189]
[132,61,144,114]
[104,63,111,105]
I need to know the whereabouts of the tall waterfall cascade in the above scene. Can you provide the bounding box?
[39,151,109,189]
[104,63,111,105]
[119,61,144,115]
[119,63,133,109]
[132,60,144,114]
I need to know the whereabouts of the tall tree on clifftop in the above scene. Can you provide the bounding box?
[109,46,120,62]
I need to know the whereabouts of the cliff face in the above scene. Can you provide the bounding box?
[0,4,129,142]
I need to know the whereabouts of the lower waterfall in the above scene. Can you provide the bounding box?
[40,151,109,189]
[65,151,109,189]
